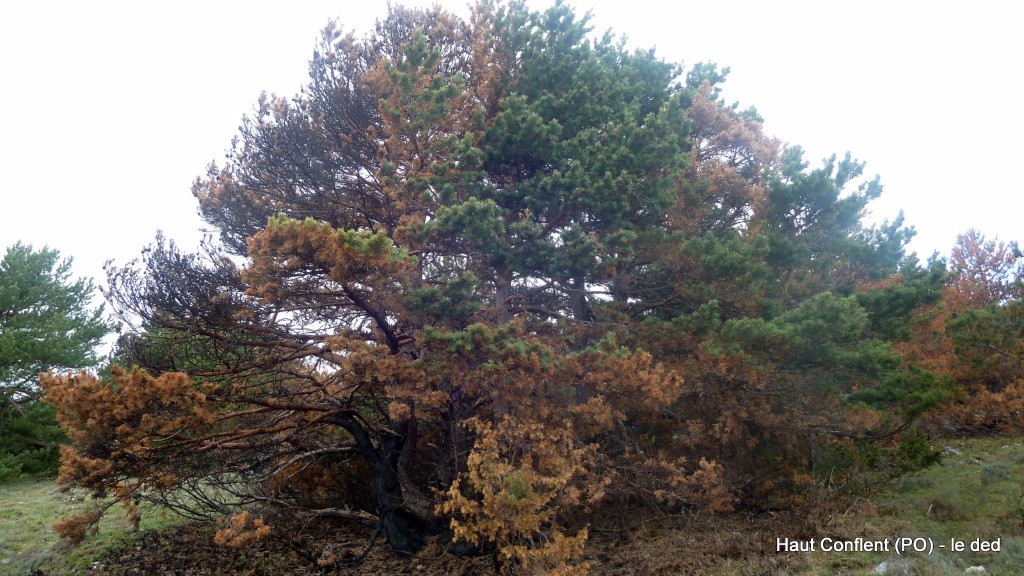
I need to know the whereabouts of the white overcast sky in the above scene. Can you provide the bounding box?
[2,0,1022,292]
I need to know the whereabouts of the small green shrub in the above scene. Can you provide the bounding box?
[895,476,934,493]
[0,452,24,482]
[921,492,969,521]
[893,431,943,473]
[0,400,65,482]
[980,463,1013,485]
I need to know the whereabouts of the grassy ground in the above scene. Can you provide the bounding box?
[528,436,1024,575]
[2,437,1022,575]
[789,436,1024,576]
[0,480,181,575]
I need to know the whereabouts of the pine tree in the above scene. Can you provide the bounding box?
[0,243,109,479]
[43,2,942,571]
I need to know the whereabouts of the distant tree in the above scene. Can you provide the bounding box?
[948,228,1023,308]
[0,243,109,479]
[939,231,1024,432]
[897,231,1024,434]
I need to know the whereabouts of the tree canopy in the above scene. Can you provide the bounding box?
[43,2,946,572]
[0,243,108,396]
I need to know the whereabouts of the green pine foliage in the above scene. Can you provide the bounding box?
[0,243,109,480]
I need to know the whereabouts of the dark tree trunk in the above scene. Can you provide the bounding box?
[571,275,594,321]
[329,413,431,554]
[495,270,512,323]
[370,456,429,553]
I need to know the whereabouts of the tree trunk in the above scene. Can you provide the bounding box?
[370,457,429,553]
[571,275,593,321]
[329,414,431,553]
[495,270,512,323]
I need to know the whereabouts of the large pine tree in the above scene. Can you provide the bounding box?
[44,2,943,571]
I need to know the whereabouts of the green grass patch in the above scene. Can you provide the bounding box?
[0,480,183,575]
[795,437,1024,575]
